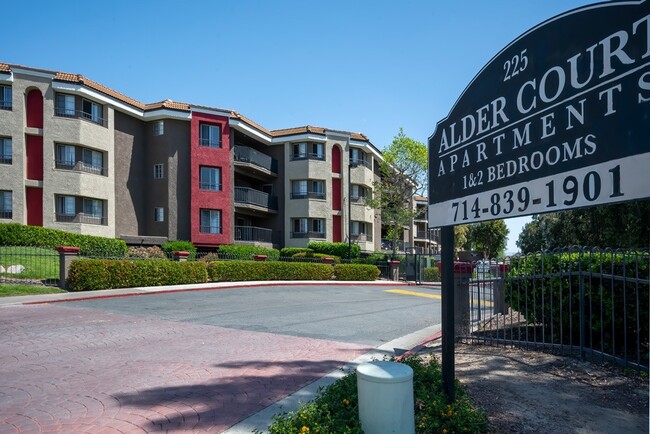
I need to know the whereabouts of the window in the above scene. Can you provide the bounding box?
[56,195,76,216]
[351,184,369,202]
[82,99,103,125]
[199,166,221,191]
[83,198,104,219]
[200,209,221,234]
[350,148,369,167]
[200,124,221,148]
[290,180,325,199]
[351,221,367,235]
[55,93,75,117]
[55,143,106,175]
[0,138,11,164]
[0,85,11,110]
[291,218,325,238]
[153,120,164,136]
[153,164,164,179]
[154,207,164,222]
[291,142,325,160]
[0,191,12,219]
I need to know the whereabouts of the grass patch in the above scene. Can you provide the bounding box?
[0,246,59,280]
[0,283,65,297]
[260,355,489,433]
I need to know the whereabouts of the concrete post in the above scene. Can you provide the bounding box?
[453,263,474,337]
[388,260,400,281]
[56,246,80,290]
[253,255,268,261]
[357,361,414,434]
[173,251,190,262]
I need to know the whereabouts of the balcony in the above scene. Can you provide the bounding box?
[55,160,107,176]
[415,231,428,240]
[56,213,107,225]
[0,211,12,219]
[234,187,278,212]
[351,233,373,242]
[234,145,277,177]
[290,191,326,200]
[350,158,372,170]
[291,231,326,239]
[234,226,276,244]
[54,108,106,127]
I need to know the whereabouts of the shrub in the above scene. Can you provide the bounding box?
[308,241,360,259]
[0,223,126,256]
[162,240,196,254]
[197,252,220,262]
[280,247,312,257]
[292,252,341,263]
[423,266,441,282]
[262,355,488,434]
[352,252,389,264]
[333,264,380,281]
[208,261,333,282]
[126,246,166,259]
[67,259,207,291]
[218,244,280,260]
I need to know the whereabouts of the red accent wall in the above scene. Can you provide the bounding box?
[333,215,342,242]
[26,89,44,128]
[25,135,43,180]
[26,187,43,227]
[190,112,231,246]
[332,145,341,174]
[332,178,341,211]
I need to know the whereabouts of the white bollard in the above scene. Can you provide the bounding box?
[357,361,415,434]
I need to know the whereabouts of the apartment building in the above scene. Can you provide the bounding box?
[0,63,383,252]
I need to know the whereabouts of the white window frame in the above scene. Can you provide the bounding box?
[153,120,164,136]
[154,207,164,222]
[153,164,164,179]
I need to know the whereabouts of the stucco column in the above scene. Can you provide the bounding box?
[56,246,80,290]
[173,251,190,262]
[388,260,401,281]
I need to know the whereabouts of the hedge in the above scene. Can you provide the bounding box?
[208,261,333,281]
[218,244,281,260]
[423,266,441,282]
[292,252,341,263]
[333,264,380,281]
[67,259,208,291]
[308,241,360,259]
[162,240,196,254]
[507,251,649,359]
[0,223,127,257]
[280,247,313,257]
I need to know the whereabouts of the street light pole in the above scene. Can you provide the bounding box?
[348,162,352,260]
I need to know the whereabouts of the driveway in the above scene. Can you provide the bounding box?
[0,283,441,433]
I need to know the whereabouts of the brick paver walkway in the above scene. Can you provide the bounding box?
[0,303,371,433]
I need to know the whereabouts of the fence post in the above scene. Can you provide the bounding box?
[173,251,190,262]
[56,246,80,290]
[253,254,268,262]
[389,260,401,281]
[454,262,475,337]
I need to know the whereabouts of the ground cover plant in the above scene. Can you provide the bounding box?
[0,283,65,297]
[261,355,488,433]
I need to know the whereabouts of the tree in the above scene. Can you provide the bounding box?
[467,220,509,259]
[516,200,650,253]
[365,128,427,256]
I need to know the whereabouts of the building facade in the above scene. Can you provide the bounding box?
[0,63,387,252]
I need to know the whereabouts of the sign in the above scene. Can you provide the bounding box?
[428,0,650,226]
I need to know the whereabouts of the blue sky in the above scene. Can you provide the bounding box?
[4,0,595,252]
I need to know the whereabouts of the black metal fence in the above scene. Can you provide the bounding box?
[0,246,60,287]
[460,248,649,373]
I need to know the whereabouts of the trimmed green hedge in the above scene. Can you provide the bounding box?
[280,247,312,257]
[67,259,208,291]
[333,264,380,281]
[308,241,360,259]
[162,240,196,254]
[423,266,441,282]
[292,252,341,263]
[208,261,333,281]
[0,223,126,256]
[218,244,281,260]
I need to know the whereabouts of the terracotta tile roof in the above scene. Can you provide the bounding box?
[0,63,10,72]
[230,111,273,136]
[54,72,147,110]
[145,100,192,111]
[270,125,370,142]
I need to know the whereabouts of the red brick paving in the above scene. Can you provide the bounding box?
[0,304,371,433]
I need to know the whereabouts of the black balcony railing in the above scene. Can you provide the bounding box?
[415,231,428,239]
[0,156,11,164]
[290,191,326,200]
[234,145,278,174]
[56,213,107,225]
[0,211,12,219]
[291,231,326,239]
[199,138,221,148]
[351,233,373,242]
[199,182,221,191]
[290,152,325,161]
[55,160,108,176]
[200,225,222,234]
[234,187,278,211]
[54,108,106,127]
[350,158,372,169]
[0,100,11,110]
[234,226,275,243]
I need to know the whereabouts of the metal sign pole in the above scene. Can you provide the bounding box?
[440,225,455,402]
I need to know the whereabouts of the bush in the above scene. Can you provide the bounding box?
[208,261,333,282]
[218,244,280,260]
[292,252,341,263]
[262,355,488,434]
[280,247,313,257]
[308,241,360,259]
[67,259,208,291]
[197,252,220,262]
[423,266,441,282]
[162,240,196,254]
[352,252,389,264]
[0,223,126,256]
[333,264,380,281]
[126,246,166,259]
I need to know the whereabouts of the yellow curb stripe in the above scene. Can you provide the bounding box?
[386,289,442,300]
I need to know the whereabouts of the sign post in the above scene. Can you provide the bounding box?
[428,0,649,401]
